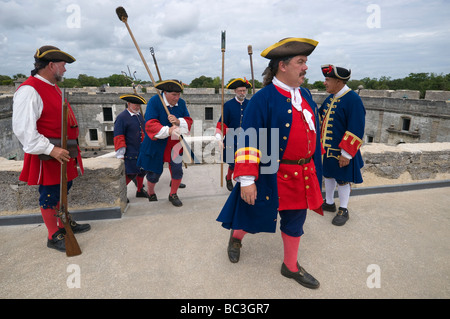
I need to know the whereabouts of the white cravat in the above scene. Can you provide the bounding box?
[272,77,315,132]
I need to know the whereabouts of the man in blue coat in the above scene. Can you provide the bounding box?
[319,64,366,226]
[215,78,252,190]
[114,93,148,200]
[217,38,324,289]
[137,80,193,207]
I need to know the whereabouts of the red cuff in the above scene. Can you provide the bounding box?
[114,135,126,151]
[338,131,363,157]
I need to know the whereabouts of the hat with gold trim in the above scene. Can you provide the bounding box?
[34,45,76,63]
[227,78,252,89]
[155,80,183,92]
[261,38,318,59]
[119,93,147,104]
[321,64,351,81]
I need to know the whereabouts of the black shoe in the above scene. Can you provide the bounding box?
[332,207,349,226]
[322,201,336,212]
[168,193,183,207]
[136,189,149,198]
[281,262,320,289]
[226,179,233,191]
[47,229,66,252]
[148,193,158,201]
[65,214,91,234]
[227,231,242,263]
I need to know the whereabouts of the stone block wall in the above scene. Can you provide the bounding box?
[0,157,126,217]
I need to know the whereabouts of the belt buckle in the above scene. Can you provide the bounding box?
[297,158,305,165]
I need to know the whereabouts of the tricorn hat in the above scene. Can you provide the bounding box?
[261,37,318,59]
[120,93,147,105]
[321,64,351,81]
[34,45,76,63]
[155,80,183,92]
[227,78,252,89]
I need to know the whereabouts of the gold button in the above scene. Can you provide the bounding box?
[283,136,287,140]
[288,109,292,113]
[306,185,310,189]
[285,123,290,127]
[266,196,269,200]
[284,174,288,178]
[304,167,308,170]
[280,148,283,151]
[287,99,291,103]
[305,176,309,180]
[294,172,298,176]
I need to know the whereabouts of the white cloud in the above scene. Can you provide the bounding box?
[0,0,449,84]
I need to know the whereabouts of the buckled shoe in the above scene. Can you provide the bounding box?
[47,229,66,252]
[281,262,320,289]
[227,231,242,263]
[332,207,349,226]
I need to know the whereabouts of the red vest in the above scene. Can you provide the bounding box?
[275,88,323,212]
[18,76,83,185]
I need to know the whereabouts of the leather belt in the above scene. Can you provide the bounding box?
[280,156,312,165]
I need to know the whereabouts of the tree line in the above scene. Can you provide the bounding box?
[2,72,449,98]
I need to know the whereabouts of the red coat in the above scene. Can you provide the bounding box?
[18,76,83,186]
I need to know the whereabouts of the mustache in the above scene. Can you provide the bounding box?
[300,71,307,77]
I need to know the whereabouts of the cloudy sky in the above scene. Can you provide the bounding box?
[1,0,449,85]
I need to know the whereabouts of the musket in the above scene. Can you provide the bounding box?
[150,47,162,82]
[116,6,199,164]
[220,30,226,187]
[59,89,82,257]
[248,45,255,95]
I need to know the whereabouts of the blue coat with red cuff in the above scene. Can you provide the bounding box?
[319,89,365,183]
[216,84,323,234]
[137,94,192,175]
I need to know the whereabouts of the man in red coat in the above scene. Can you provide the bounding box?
[12,45,90,252]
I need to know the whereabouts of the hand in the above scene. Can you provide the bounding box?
[241,184,257,205]
[339,156,350,167]
[168,115,180,126]
[50,146,70,164]
[169,125,180,139]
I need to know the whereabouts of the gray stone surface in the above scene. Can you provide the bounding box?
[0,164,449,299]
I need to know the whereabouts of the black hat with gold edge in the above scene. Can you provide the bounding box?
[261,37,318,59]
[155,80,184,92]
[34,45,76,63]
[119,93,147,104]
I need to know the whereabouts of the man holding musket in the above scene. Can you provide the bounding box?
[12,45,90,252]
[137,80,192,207]
[215,78,252,191]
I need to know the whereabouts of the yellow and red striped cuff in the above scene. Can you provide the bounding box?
[339,131,363,157]
[235,147,261,164]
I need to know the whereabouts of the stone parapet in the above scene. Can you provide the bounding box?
[0,157,126,217]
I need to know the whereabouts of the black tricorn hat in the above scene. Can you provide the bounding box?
[155,80,183,92]
[34,45,76,63]
[227,78,252,89]
[120,93,147,104]
[321,64,351,81]
[261,37,318,59]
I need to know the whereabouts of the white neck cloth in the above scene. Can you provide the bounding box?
[273,77,315,132]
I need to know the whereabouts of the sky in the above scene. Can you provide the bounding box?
[1,0,449,85]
